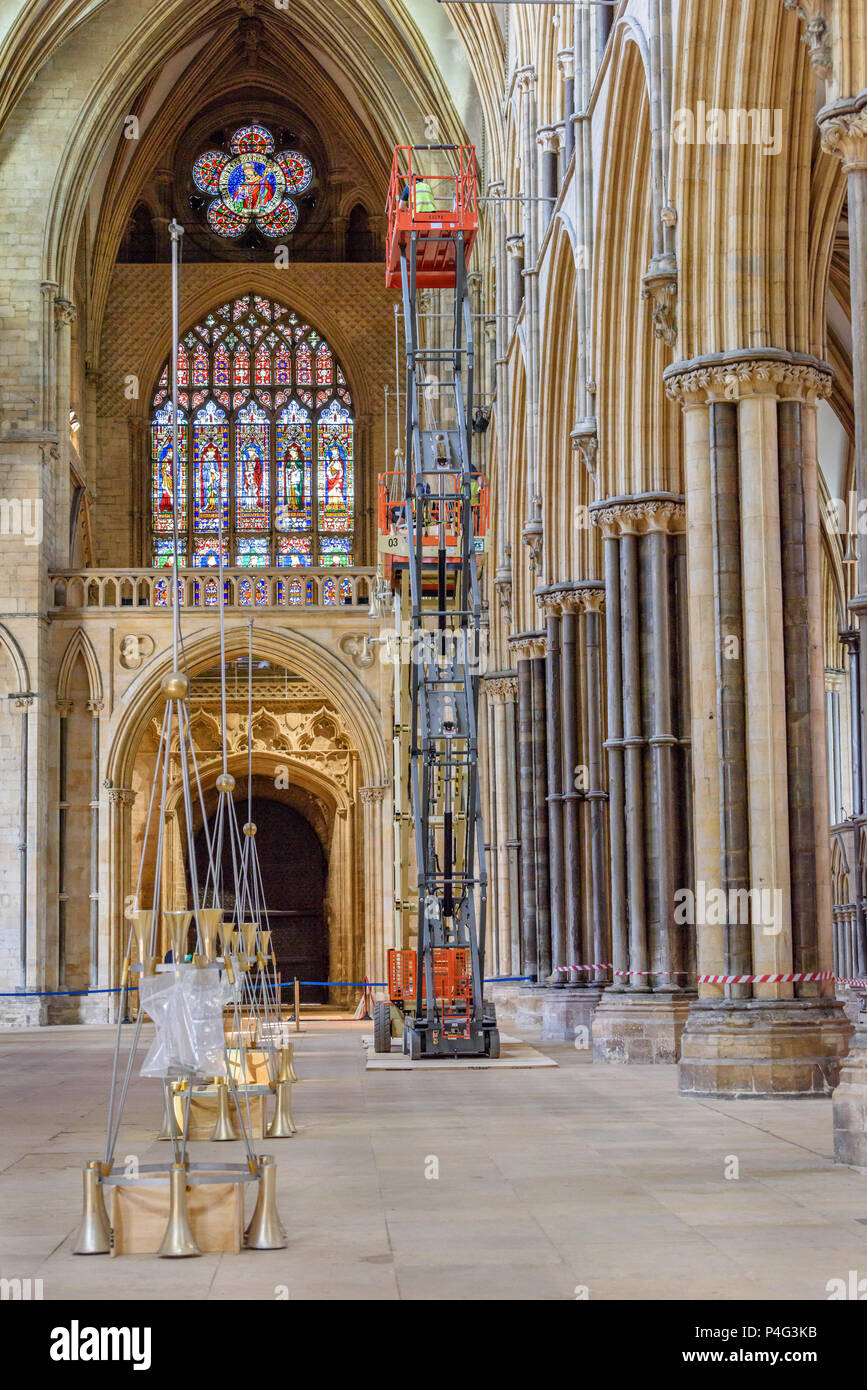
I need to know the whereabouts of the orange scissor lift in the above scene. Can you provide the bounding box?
[374,145,498,1060]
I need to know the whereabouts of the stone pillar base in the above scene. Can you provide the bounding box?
[514,984,546,1032]
[0,993,48,1027]
[678,997,853,1098]
[541,986,603,1042]
[832,1033,867,1168]
[592,990,693,1064]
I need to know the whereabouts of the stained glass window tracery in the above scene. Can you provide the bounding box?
[192,124,313,241]
[151,295,354,574]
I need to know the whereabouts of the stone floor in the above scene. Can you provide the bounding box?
[2,1015,867,1300]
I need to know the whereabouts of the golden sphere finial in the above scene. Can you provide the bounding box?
[243,822,257,837]
[161,671,189,701]
[215,772,236,794]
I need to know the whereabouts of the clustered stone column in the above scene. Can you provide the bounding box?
[483,673,520,978]
[588,496,695,1064]
[507,632,550,1024]
[817,96,867,1153]
[665,355,852,1095]
[359,784,389,992]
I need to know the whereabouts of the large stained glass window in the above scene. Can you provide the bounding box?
[150,295,354,570]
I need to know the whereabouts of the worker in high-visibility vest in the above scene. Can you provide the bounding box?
[412,173,437,214]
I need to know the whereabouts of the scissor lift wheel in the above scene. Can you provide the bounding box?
[373,1001,392,1053]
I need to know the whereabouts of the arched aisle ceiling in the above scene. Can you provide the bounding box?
[1,0,490,332]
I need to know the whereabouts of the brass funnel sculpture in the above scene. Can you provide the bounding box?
[266,1078,296,1138]
[245,1156,287,1249]
[259,930,272,958]
[131,909,157,976]
[196,909,223,965]
[278,1044,298,1084]
[163,909,193,964]
[158,1082,183,1141]
[73,1161,111,1255]
[210,1078,236,1142]
[240,922,258,958]
[157,1165,200,1258]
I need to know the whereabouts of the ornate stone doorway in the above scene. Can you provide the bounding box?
[193,795,328,1003]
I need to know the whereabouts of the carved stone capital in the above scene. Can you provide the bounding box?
[591,495,686,538]
[9,692,35,710]
[534,585,563,618]
[505,233,525,259]
[783,2,833,82]
[556,49,575,82]
[522,497,544,575]
[359,784,388,806]
[484,671,518,702]
[86,699,105,715]
[641,260,678,348]
[107,787,136,807]
[550,581,605,614]
[508,630,546,660]
[664,352,834,406]
[536,124,561,154]
[820,109,867,172]
[54,298,77,328]
[516,65,536,95]
[55,699,74,717]
[571,421,598,478]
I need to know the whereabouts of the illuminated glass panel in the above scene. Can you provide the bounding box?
[254,343,270,385]
[317,401,353,533]
[193,535,229,567]
[319,536,352,566]
[151,297,354,574]
[235,401,269,530]
[214,344,230,387]
[151,404,187,535]
[276,535,312,566]
[153,538,186,567]
[296,342,312,385]
[233,347,250,386]
[177,345,189,387]
[275,404,312,533]
[316,343,333,387]
[236,538,270,566]
[193,402,229,531]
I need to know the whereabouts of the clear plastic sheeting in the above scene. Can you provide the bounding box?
[139,966,229,1079]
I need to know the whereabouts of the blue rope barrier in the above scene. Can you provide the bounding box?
[1,974,535,999]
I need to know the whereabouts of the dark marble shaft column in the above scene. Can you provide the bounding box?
[709,401,752,997]
[621,531,649,989]
[603,535,628,985]
[778,398,819,993]
[538,592,565,973]
[560,597,582,967]
[531,648,552,980]
[583,591,609,983]
[516,656,537,978]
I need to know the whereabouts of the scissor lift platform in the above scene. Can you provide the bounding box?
[385,145,479,290]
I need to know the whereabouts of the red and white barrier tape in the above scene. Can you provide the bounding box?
[554,965,859,987]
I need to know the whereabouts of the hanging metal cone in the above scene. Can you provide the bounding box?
[266,1078,296,1138]
[157,1083,183,1141]
[158,1164,200,1258]
[132,908,157,976]
[210,1078,236,1141]
[245,1155,287,1249]
[196,908,222,964]
[73,1161,111,1255]
[277,1044,298,1084]
[240,922,258,958]
[163,909,193,964]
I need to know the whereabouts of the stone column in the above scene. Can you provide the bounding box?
[536,126,560,228]
[590,497,694,1063]
[107,787,135,1024]
[360,785,388,991]
[817,104,867,1154]
[485,674,518,978]
[509,633,548,1031]
[536,588,565,977]
[557,50,576,167]
[505,234,525,319]
[665,355,852,1096]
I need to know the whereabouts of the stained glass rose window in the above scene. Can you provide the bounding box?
[192,124,314,239]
